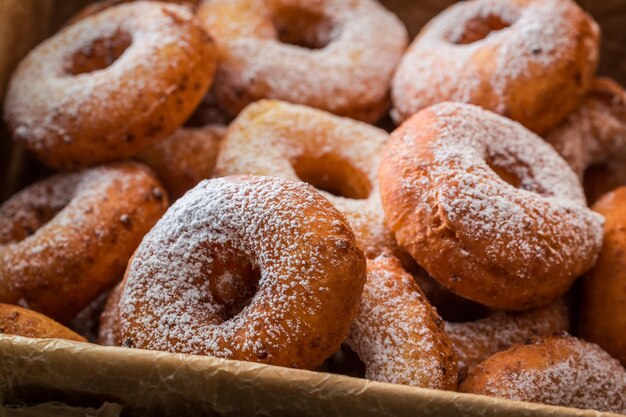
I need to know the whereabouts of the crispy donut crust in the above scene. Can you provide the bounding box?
[0,162,168,322]
[120,175,366,369]
[345,254,457,390]
[3,2,216,169]
[379,102,603,310]
[391,0,600,134]
[0,303,86,342]
[197,0,407,123]
[546,78,626,203]
[460,336,626,414]
[579,187,626,366]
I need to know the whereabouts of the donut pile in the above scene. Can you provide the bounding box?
[1,0,626,413]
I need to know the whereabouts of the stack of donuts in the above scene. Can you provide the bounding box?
[2,0,626,413]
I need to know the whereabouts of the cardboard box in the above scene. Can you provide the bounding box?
[0,1,624,416]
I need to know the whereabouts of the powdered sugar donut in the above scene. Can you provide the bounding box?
[136,125,226,200]
[379,103,604,310]
[0,162,168,322]
[446,299,570,380]
[392,0,600,134]
[197,0,407,123]
[0,303,86,342]
[460,335,626,414]
[119,175,366,369]
[345,253,457,389]
[546,78,626,203]
[216,100,395,258]
[3,2,216,169]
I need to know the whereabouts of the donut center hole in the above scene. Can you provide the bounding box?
[324,346,366,378]
[209,255,261,321]
[293,154,372,199]
[583,163,614,204]
[66,31,132,75]
[487,162,522,188]
[0,202,68,244]
[272,6,332,49]
[453,14,511,44]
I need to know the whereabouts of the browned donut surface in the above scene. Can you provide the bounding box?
[0,162,168,322]
[0,303,86,342]
[460,336,626,414]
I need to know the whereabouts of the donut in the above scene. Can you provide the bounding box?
[196,0,408,123]
[136,125,226,200]
[3,2,217,170]
[391,0,600,134]
[579,187,626,367]
[119,175,366,369]
[216,100,394,259]
[66,0,201,26]
[98,282,123,346]
[546,78,626,203]
[0,303,86,342]
[0,162,168,322]
[345,253,457,389]
[446,299,570,380]
[379,102,604,310]
[460,335,626,414]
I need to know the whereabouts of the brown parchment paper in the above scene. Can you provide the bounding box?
[0,335,620,417]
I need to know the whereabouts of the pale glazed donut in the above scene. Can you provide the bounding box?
[391,0,600,134]
[379,102,604,310]
[446,299,570,380]
[136,125,226,200]
[579,187,626,367]
[0,162,168,322]
[345,253,457,390]
[197,0,408,123]
[119,175,366,369]
[3,2,217,169]
[216,100,395,258]
[0,303,86,342]
[460,335,626,414]
[98,282,123,346]
[546,78,626,203]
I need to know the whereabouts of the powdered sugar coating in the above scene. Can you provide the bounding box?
[391,0,599,133]
[120,175,365,369]
[216,100,395,258]
[345,254,457,389]
[197,0,408,122]
[379,102,604,310]
[460,336,626,414]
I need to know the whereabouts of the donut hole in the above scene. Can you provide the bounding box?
[293,154,372,199]
[209,254,261,321]
[66,31,132,75]
[583,163,615,204]
[0,203,68,244]
[271,6,332,49]
[453,15,512,45]
[487,162,522,189]
[325,346,366,378]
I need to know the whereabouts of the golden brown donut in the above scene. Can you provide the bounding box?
[197,0,408,123]
[119,175,366,369]
[446,300,570,380]
[579,187,626,367]
[379,102,604,310]
[392,0,600,134]
[345,254,457,390]
[460,335,626,414]
[136,125,226,200]
[216,100,395,259]
[3,2,216,170]
[98,282,123,346]
[546,78,626,203]
[0,162,168,322]
[0,304,86,342]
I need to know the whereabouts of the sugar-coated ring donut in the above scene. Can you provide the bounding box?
[546,78,626,203]
[98,282,123,346]
[0,162,168,322]
[379,102,604,310]
[446,299,570,380]
[391,0,600,134]
[0,303,86,342]
[3,2,217,170]
[119,175,366,369]
[66,0,201,26]
[460,335,626,414]
[345,253,457,389]
[216,100,395,259]
[579,187,626,367]
[197,0,407,123]
[137,125,226,200]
